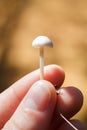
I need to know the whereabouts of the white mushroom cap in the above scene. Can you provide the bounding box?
[32,36,53,48]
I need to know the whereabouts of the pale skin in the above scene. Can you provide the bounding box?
[0,65,85,130]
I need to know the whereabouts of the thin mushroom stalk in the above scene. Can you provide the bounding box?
[32,35,78,130]
[40,47,44,80]
[60,113,78,130]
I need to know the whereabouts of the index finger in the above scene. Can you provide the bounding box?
[0,64,65,128]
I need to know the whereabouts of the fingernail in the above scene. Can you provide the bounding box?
[24,80,52,112]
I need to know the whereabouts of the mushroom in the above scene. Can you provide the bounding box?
[32,35,53,80]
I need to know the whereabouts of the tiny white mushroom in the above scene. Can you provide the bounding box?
[32,36,53,80]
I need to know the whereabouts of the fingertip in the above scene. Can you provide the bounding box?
[44,64,65,87]
[23,80,56,112]
[57,86,83,118]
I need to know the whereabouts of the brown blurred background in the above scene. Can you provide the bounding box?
[0,0,87,128]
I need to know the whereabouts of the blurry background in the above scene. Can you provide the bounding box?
[0,0,87,128]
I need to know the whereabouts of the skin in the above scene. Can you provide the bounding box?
[0,64,85,130]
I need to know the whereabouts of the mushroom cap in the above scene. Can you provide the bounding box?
[32,36,53,48]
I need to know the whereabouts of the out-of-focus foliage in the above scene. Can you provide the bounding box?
[0,0,87,128]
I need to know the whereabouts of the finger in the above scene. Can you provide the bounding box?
[3,80,56,130]
[58,119,85,130]
[57,86,83,118]
[50,86,83,130]
[0,64,65,128]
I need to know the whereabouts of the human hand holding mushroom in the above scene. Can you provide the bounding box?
[32,36,84,130]
[0,36,85,130]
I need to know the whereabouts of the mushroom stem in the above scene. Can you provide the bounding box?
[60,113,78,130]
[40,47,44,80]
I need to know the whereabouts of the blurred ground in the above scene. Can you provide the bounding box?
[0,0,87,128]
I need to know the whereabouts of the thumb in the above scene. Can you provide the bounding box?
[3,80,56,130]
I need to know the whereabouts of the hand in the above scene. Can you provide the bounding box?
[0,65,85,130]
